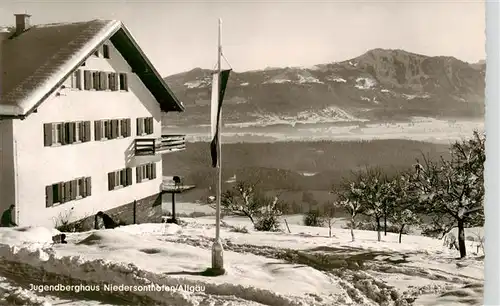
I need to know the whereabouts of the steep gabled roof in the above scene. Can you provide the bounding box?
[0,19,184,118]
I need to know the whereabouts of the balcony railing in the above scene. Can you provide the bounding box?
[135,134,186,156]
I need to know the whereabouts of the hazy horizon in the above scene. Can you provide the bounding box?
[164,47,486,77]
[0,0,485,76]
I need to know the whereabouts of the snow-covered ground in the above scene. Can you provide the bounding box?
[0,212,484,306]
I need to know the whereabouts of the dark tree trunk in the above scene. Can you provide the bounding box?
[398,224,405,243]
[376,217,381,242]
[458,218,467,258]
[242,210,255,225]
[350,217,355,242]
[384,204,387,236]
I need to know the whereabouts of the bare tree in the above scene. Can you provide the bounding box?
[213,181,262,224]
[321,201,339,238]
[387,172,421,243]
[349,168,392,242]
[334,186,364,242]
[413,131,485,258]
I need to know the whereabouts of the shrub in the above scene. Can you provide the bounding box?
[229,225,249,233]
[254,214,281,232]
[54,211,92,233]
[303,209,325,227]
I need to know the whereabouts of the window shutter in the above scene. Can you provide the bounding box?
[99,72,107,90]
[46,185,53,207]
[111,119,118,139]
[149,117,154,134]
[93,72,99,89]
[84,121,91,142]
[123,73,128,90]
[60,124,67,145]
[136,167,140,183]
[108,172,114,191]
[109,73,117,91]
[75,70,82,89]
[63,182,70,202]
[138,166,143,183]
[151,163,157,179]
[79,178,85,197]
[137,118,143,135]
[85,177,92,196]
[125,119,131,137]
[84,70,91,90]
[67,122,75,144]
[43,123,53,147]
[145,118,150,134]
[103,45,110,59]
[78,122,84,141]
[58,183,65,203]
[120,170,126,186]
[126,168,132,186]
[94,121,102,141]
[114,73,119,91]
[104,121,110,139]
[70,180,77,200]
[108,74,113,91]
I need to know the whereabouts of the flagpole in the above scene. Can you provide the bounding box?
[211,17,225,274]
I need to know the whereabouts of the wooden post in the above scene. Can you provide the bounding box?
[133,200,137,224]
[171,193,176,222]
[284,218,291,233]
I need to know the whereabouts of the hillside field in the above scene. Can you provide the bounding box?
[162,139,451,207]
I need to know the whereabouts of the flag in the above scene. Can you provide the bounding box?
[210,69,231,168]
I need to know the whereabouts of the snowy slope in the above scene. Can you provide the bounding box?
[0,217,484,306]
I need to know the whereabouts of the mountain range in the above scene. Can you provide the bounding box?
[162,48,485,127]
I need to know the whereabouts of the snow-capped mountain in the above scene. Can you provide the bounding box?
[163,49,485,127]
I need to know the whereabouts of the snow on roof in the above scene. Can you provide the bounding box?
[0,19,184,117]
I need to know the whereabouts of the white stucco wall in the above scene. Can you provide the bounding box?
[0,119,16,222]
[12,39,165,227]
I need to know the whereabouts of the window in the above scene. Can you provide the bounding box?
[108,168,132,190]
[136,117,154,135]
[136,163,157,183]
[119,73,128,91]
[84,70,92,90]
[94,118,131,141]
[70,70,82,89]
[92,71,100,90]
[108,73,118,91]
[98,71,108,90]
[46,177,91,207]
[83,70,123,92]
[43,121,91,146]
[103,44,110,59]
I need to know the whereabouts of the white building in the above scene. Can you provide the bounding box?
[0,14,186,227]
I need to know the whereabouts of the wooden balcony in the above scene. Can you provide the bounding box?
[135,135,186,156]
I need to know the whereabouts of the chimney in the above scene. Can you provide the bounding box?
[14,13,31,35]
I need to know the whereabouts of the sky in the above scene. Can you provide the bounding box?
[0,0,486,76]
